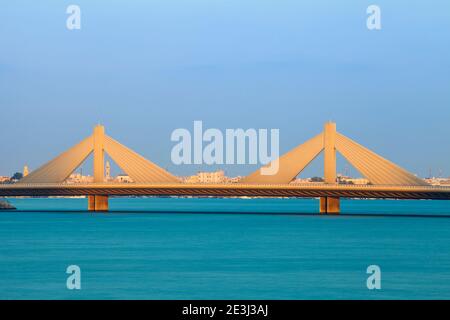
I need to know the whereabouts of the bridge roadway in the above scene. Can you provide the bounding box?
[1,183,450,200]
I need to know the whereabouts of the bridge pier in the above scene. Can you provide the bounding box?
[320,122,340,214]
[320,197,340,214]
[88,125,109,212]
[88,195,109,212]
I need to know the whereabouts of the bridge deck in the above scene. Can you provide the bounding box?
[1,183,450,200]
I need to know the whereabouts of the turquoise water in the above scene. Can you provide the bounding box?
[1,197,450,300]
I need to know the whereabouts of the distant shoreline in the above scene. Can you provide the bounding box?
[0,200,16,210]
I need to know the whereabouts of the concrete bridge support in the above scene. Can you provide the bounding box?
[88,125,109,212]
[88,195,109,212]
[320,196,340,214]
[320,122,340,214]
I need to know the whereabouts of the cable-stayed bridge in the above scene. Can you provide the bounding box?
[1,123,449,214]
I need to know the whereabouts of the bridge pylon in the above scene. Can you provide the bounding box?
[89,125,109,212]
[321,122,340,214]
[19,124,180,212]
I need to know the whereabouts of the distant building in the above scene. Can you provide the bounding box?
[185,170,226,183]
[185,175,199,184]
[115,174,133,183]
[199,170,225,183]
[0,176,11,184]
[225,176,243,183]
[337,174,370,185]
[23,165,29,177]
[65,173,94,184]
[346,178,370,185]
[424,177,450,186]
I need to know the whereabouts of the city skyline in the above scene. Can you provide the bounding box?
[1,1,449,178]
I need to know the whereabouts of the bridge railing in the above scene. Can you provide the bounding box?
[3,182,450,190]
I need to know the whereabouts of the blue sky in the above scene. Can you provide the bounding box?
[1,1,449,178]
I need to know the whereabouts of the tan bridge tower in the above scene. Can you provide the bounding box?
[19,125,180,212]
[89,125,108,211]
[241,122,428,214]
[321,122,340,214]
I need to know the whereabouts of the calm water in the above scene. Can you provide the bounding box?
[1,197,450,300]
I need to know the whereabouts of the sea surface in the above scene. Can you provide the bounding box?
[1,197,450,300]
